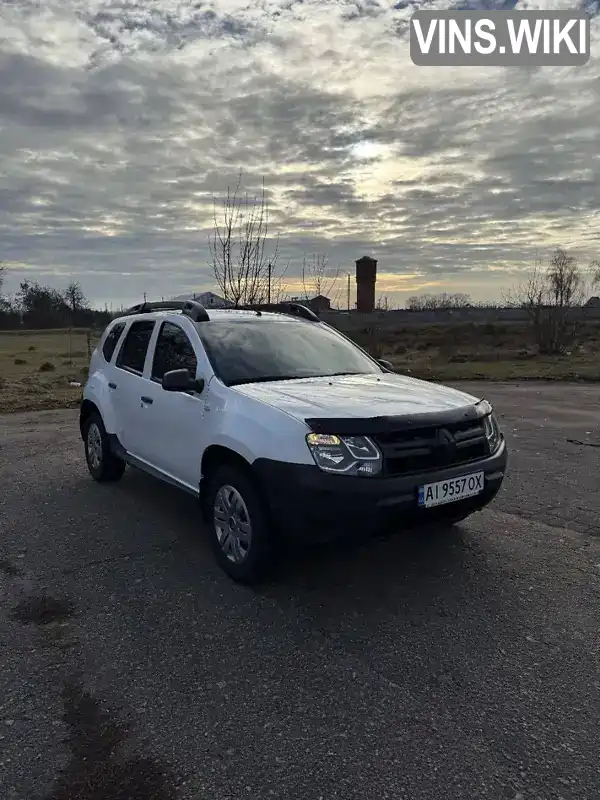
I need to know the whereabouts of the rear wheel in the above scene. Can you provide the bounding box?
[83,412,125,482]
[205,464,274,584]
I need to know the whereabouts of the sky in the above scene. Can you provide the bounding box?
[0,0,599,310]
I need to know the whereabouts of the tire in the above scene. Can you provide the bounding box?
[83,412,126,483]
[205,464,274,584]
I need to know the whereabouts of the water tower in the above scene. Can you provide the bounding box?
[355,256,377,312]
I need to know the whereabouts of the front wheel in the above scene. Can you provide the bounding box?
[83,413,126,482]
[205,465,274,584]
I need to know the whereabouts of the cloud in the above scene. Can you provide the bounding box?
[0,0,599,307]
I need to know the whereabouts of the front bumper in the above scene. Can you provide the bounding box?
[252,438,507,542]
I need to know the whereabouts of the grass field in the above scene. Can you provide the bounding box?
[1,322,600,413]
[0,329,99,413]
[349,320,600,383]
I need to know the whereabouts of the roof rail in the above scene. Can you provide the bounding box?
[238,302,320,322]
[123,300,210,323]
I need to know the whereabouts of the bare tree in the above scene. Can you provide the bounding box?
[0,262,4,297]
[505,247,585,354]
[301,252,339,301]
[407,292,472,311]
[375,292,390,311]
[63,281,88,317]
[209,173,281,307]
[268,259,290,304]
[591,260,600,289]
[471,300,501,309]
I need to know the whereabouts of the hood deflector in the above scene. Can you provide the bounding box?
[305,403,484,436]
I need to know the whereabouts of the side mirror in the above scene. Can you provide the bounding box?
[378,359,394,371]
[162,368,204,393]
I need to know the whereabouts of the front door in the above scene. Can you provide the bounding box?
[136,320,208,491]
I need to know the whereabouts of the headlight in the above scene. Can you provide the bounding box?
[306,433,383,476]
[483,412,501,454]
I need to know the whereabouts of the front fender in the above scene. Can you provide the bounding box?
[207,382,314,466]
[209,414,313,466]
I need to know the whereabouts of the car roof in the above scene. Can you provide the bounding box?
[113,308,317,325]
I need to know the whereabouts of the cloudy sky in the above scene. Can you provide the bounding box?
[1,0,599,309]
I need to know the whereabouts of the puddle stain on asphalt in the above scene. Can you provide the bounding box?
[44,681,177,800]
[8,593,178,799]
[10,594,75,626]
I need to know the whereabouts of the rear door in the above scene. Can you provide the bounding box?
[135,320,210,489]
[111,319,156,455]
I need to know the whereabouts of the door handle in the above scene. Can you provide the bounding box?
[108,382,117,389]
[140,396,153,404]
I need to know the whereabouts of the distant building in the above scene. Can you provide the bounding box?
[306,294,332,313]
[290,294,332,313]
[171,291,233,308]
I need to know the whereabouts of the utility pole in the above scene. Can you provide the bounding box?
[267,262,272,304]
[347,273,351,312]
[143,292,147,303]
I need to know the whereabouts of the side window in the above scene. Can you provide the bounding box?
[115,320,156,374]
[101,322,125,362]
[152,322,198,381]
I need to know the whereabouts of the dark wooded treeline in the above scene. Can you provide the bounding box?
[0,278,112,330]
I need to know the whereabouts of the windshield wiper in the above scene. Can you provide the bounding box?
[229,372,366,386]
[323,372,365,377]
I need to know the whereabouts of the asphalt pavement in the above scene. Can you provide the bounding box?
[1,382,599,800]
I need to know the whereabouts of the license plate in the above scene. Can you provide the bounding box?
[418,471,484,508]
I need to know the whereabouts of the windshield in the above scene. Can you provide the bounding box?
[197,319,383,386]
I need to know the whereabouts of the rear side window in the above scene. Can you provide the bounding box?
[115,320,155,374]
[101,322,125,362]
[151,322,198,381]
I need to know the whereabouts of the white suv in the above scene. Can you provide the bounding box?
[80,300,507,583]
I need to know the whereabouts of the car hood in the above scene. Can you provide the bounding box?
[233,373,482,423]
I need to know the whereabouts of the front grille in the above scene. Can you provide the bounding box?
[373,419,489,476]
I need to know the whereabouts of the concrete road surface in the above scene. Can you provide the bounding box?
[1,382,599,800]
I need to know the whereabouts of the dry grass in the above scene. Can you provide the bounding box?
[351,321,600,383]
[0,328,99,413]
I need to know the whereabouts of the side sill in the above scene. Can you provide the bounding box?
[107,433,199,498]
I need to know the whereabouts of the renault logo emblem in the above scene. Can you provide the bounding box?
[435,428,456,464]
